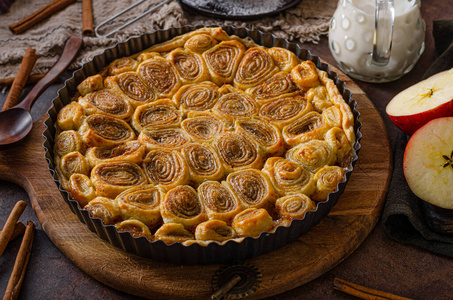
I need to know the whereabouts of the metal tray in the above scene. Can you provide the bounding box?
[42,25,362,265]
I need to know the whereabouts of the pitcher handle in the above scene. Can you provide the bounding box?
[372,0,395,65]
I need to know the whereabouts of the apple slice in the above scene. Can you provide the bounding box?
[386,68,453,135]
[403,117,453,209]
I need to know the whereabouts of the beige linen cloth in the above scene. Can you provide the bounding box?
[0,0,336,78]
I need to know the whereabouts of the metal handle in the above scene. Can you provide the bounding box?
[94,0,173,38]
[372,0,395,65]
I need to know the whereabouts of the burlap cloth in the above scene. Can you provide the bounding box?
[0,0,336,78]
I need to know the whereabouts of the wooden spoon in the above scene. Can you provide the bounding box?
[0,36,82,146]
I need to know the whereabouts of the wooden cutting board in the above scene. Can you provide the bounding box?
[0,70,391,299]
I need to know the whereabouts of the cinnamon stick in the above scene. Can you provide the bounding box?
[0,201,27,258]
[82,0,94,36]
[3,221,35,300]
[0,222,27,242]
[2,48,38,111]
[333,278,413,300]
[0,74,45,87]
[9,0,77,34]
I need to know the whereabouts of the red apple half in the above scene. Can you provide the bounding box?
[386,68,453,135]
[403,117,453,209]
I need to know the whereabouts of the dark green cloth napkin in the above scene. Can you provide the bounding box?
[382,19,453,257]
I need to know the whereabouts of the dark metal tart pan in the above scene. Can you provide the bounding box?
[42,25,362,265]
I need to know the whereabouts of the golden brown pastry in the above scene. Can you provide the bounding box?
[167,49,210,85]
[325,127,352,165]
[77,74,104,97]
[78,114,135,147]
[104,72,157,108]
[68,173,96,207]
[312,166,345,202]
[181,112,224,143]
[107,57,139,75]
[85,141,145,168]
[231,208,274,237]
[115,219,153,240]
[286,140,337,173]
[174,81,220,112]
[226,169,278,209]
[181,143,224,185]
[281,111,329,147]
[234,117,285,157]
[259,95,313,129]
[83,196,121,225]
[116,184,164,228]
[131,99,182,132]
[154,223,194,244]
[138,127,192,151]
[137,56,181,98]
[184,33,218,53]
[91,162,148,198]
[54,130,86,158]
[267,47,299,72]
[275,194,316,219]
[246,71,300,102]
[198,181,243,222]
[306,85,333,112]
[57,101,85,131]
[58,151,90,179]
[142,148,190,190]
[160,185,207,229]
[78,89,134,120]
[262,157,315,196]
[213,87,259,128]
[291,61,320,89]
[214,132,264,174]
[195,220,237,242]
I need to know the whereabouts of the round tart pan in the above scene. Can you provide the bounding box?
[43,25,362,265]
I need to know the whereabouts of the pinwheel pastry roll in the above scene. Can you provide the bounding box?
[142,148,190,190]
[167,48,210,84]
[104,72,157,108]
[234,46,278,90]
[195,220,237,242]
[116,184,165,228]
[137,56,181,98]
[312,166,345,202]
[78,114,136,147]
[181,143,224,185]
[115,219,153,241]
[282,111,330,147]
[54,130,86,158]
[234,117,285,157]
[78,89,134,120]
[131,99,182,132]
[198,181,243,223]
[136,52,162,64]
[138,127,192,151]
[77,74,104,97]
[91,162,148,199]
[57,101,85,131]
[259,95,313,129]
[291,61,320,89]
[214,132,265,174]
[83,196,121,225]
[202,40,246,85]
[161,185,207,229]
[322,106,342,128]
[58,151,90,179]
[325,127,353,165]
[226,169,278,209]
[262,157,316,196]
[184,33,218,53]
[286,140,337,173]
[231,208,274,237]
[173,81,220,112]
[107,57,139,76]
[275,194,316,220]
[306,85,333,113]
[154,223,195,244]
[86,141,146,168]
[213,87,259,128]
[267,47,299,72]
[246,71,301,102]
[68,173,96,207]
[181,112,224,143]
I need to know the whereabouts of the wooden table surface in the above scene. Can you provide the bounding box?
[1,1,452,299]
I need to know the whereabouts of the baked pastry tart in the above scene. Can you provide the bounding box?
[53,27,357,248]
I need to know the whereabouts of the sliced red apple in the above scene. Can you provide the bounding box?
[403,117,453,209]
[386,69,453,135]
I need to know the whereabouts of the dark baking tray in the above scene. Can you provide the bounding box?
[43,25,362,265]
[179,0,302,20]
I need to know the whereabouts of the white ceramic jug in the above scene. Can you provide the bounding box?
[329,0,425,82]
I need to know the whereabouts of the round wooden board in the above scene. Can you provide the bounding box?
[0,68,391,299]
